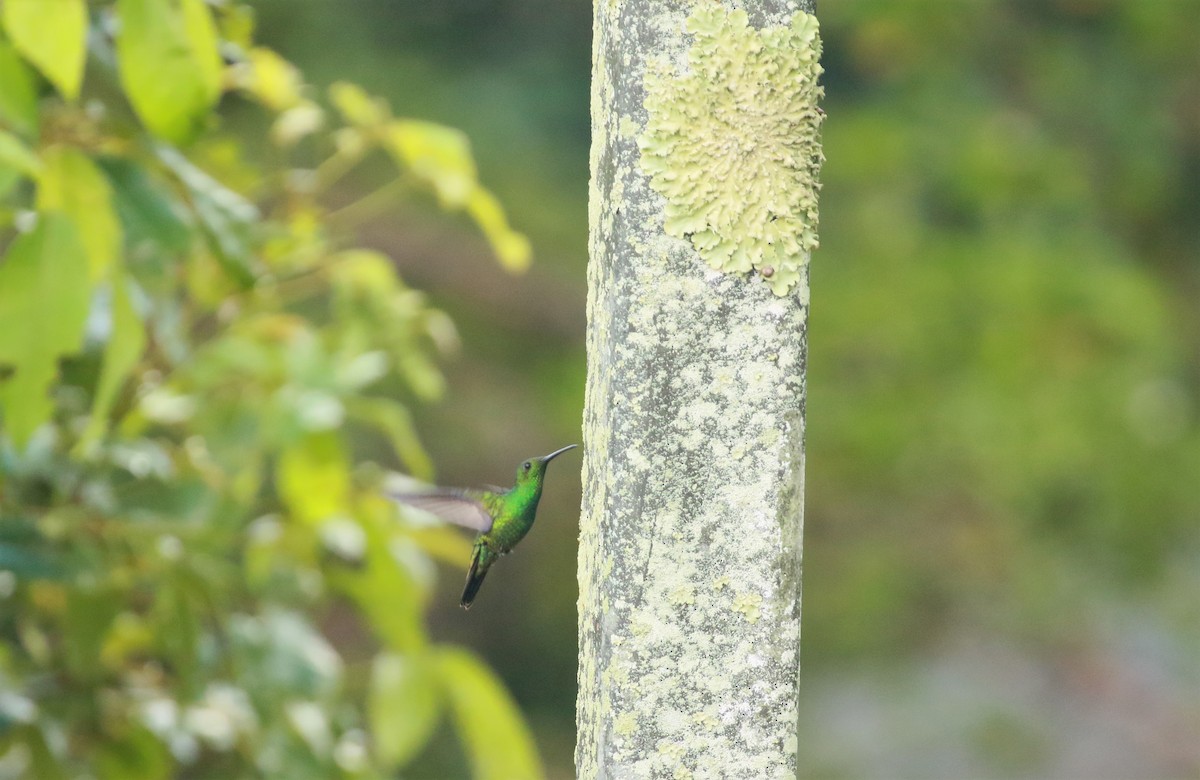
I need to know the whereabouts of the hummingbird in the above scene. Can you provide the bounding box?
[389,445,578,608]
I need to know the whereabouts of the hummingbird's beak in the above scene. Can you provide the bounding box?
[539,444,578,464]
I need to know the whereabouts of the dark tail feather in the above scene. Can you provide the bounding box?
[460,547,489,609]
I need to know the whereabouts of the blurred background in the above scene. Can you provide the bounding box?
[228,0,1199,777]
[244,0,1200,777]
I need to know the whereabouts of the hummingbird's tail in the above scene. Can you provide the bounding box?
[460,544,491,609]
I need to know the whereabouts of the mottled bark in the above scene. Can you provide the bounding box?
[578,1,819,778]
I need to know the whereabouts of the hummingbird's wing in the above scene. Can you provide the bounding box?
[389,490,494,533]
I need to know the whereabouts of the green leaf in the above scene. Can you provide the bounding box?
[436,647,544,780]
[381,120,531,273]
[277,432,351,526]
[180,0,223,105]
[115,0,221,142]
[0,166,19,198]
[94,724,170,780]
[37,147,123,281]
[368,652,443,769]
[467,186,532,273]
[18,724,68,780]
[153,575,201,691]
[218,4,255,52]
[385,120,477,207]
[78,277,146,449]
[329,499,426,655]
[0,213,91,448]
[405,525,473,568]
[0,540,62,576]
[0,40,39,136]
[157,146,258,286]
[112,476,214,523]
[271,101,324,147]
[334,551,425,654]
[99,157,192,257]
[0,128,40,177]
[1,0,87,100]
[345,396,433,480]
[329,249,400,293]
[340,556,429,652]
[64,586,121,681]
[243,47,305,111]
[398,349,445,402]
[329,81,388,128]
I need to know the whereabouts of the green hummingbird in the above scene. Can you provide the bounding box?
[389,445,578,608]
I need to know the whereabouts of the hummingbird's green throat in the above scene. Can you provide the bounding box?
[389,445,578,608]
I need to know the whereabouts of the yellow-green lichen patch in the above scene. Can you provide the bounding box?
[614,712,639,737]
[732,591,763,623]
[640,5,824,296]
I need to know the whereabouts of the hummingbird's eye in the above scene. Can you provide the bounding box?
[523,461,532,471]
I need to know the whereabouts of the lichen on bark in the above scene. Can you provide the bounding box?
[579,1,815,777]
[639,4,824,296]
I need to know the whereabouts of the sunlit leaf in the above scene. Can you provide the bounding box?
[398,349,445,402]
[385,120,476,207]
[346,396,433,480]
[368,651,442,769]
[437,647,544,780]
[218,3,255,52]
[329,81,388,129]
[180,0,223,105]
[277,432,351,526]
[99,612,155,671]
[467,186,532,273]
[0,40,38,136]
[380,120,531,272]
[0,166,19,198]
[37,147,123,281]
[272,101,324,146]
[340,557,424,655]
[78,277,146,449]
[334,350,389,391]
[1,0,86,100]
[407,525,473,568]
[0,213,90,448]
[239,47,305,111]
[116,0,221,142]
[329,499,426,654]
[330,248,400,293]
[0,128,40,176]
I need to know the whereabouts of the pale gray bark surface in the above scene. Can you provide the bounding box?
[578,1,817,778]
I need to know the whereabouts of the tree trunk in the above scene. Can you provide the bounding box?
[578,1,822,777]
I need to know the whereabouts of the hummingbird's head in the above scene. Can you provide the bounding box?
[516,444,578,486]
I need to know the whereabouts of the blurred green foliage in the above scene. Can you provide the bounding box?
[798,6,1200,771]
[808,0,1200,651]
[0,2,541,779]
